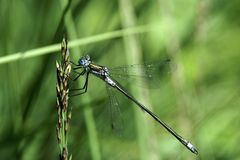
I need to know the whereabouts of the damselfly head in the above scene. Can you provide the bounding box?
[78,55,91,67]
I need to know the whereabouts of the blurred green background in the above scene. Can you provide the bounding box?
[0,0,240,159]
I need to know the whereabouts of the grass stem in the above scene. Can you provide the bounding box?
[56,38,72,160]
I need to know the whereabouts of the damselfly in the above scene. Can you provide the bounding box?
[71,55,198,155]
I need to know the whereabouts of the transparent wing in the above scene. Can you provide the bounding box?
[108,59,172,88]
[106,84,124,134]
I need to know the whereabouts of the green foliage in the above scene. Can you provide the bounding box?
[0,0,239,159]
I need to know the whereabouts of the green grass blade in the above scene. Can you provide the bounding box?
[59,0,101,160]
[0,24,158,65]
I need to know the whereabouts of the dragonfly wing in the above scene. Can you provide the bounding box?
[106,84,124,134]
[108,59,172,89]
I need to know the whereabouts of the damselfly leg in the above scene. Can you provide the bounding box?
[69,64,90,96]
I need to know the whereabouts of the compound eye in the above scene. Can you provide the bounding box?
[79,59,84,65]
